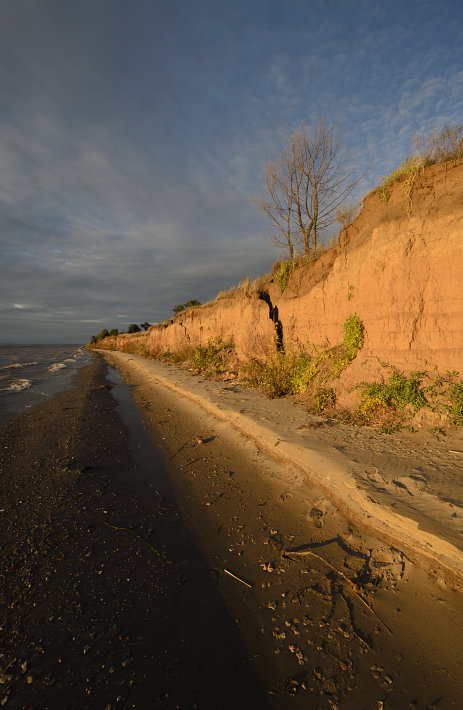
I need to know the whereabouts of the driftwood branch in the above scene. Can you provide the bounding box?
[105,522,172,566]
[223,568,253,588]
[283,549,392,634]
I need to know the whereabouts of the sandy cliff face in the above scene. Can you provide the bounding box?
[100,160,463,381]
[101,291,276,361]
[276,160,463,374]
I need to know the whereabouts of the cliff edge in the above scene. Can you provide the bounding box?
[98,160,463,419]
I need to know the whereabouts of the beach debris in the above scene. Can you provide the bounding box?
[284,678,299,694]
[223,568,253,588]
[104,522,172,566]
[449,450,463,455]
[283,547,392,634]
[168,438,190,460]
[205,492,224,506]
[260,562,275,573]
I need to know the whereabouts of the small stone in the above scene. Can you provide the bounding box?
[26,675,33,684]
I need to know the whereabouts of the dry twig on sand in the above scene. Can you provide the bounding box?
[105,522,172,566]
[223,568,253,588]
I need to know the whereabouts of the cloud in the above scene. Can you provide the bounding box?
[1,0,463,343]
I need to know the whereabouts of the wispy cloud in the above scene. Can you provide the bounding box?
[1,0,462,343]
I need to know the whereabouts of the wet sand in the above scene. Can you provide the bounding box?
[101,351,463,709]
[2,352,463,708]
[0,357,268,709]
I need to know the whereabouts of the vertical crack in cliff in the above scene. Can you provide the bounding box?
[409,296,425,350]
[408,234,430,351]
[259,291,284,351]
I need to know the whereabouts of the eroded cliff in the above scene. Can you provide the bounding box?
[98,160,463,398]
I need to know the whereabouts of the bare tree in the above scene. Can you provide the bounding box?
[256,119,359,257]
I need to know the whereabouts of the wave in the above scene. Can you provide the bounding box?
[5,378,32,392]
[0,361,38,371]
[48,362,66,373]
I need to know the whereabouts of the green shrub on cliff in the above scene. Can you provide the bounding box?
[173,300,201,315]
[274,259,293,293]
[128,323,141,333]
[241,351,311,398]
[192,337,234,376]
[447,382,463,426]
[355,370,428,427]
[241,315,365,404]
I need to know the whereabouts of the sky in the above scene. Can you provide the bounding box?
[1,0,462,344]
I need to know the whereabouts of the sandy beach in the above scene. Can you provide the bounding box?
[0,357,268,709]
[100,351,463,708]
[2,352,463,708]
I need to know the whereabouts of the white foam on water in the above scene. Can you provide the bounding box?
[48,362,66,373]
[1,361,38,371]
[5,378,32,392]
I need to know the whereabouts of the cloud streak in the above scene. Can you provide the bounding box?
[1,0,462,343]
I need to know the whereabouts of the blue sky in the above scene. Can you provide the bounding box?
[1,0,462,343]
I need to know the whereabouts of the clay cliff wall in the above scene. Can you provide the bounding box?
[99,160,463,380]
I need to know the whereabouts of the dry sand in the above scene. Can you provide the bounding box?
[102,350,463,709]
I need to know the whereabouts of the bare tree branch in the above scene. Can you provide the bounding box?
[255,119,359,257]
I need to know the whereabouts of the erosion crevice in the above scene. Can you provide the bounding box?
[259,290,284,351]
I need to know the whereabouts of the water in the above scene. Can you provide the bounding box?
[0,344,90,427]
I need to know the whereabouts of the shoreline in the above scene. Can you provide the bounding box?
[100,350,463,587]
[2,351,463,707]
[99,350,463,707]
[0,355,268,709]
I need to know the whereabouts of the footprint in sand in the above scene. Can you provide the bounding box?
[308,500,328,528]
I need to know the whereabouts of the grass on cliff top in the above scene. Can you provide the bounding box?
[377,123,463,204]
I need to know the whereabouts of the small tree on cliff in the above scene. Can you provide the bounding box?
[256,118,358,257]
[128,323,141,333]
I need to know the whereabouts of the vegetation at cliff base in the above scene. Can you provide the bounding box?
[191,337,234,376]
[357,371,427,420]
[348,368,463,430]
[241,315,364,407]
[447,382,463,426]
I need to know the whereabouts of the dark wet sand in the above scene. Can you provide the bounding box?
[0,356,269,709]
[3,353,463,709]
[102,352,463,710]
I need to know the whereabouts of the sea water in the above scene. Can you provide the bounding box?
[0,345,90,427]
